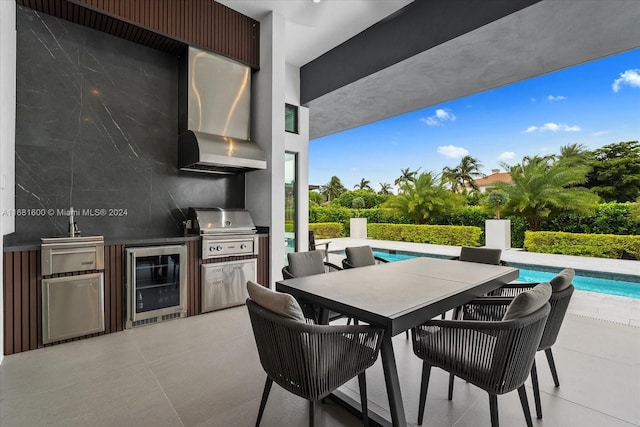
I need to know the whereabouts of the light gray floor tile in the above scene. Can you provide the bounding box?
[2,303,639,427]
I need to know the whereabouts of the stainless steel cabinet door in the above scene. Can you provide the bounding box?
[201,259,257,313]
[42,272,105,344]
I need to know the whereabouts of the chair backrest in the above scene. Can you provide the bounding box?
[493,303,550,394]
[344,246,376,267]
[308,230,318,250]
[539,284,574,350]
[246,299,383,401]
[459,246,503,265]
[287,250,326,277]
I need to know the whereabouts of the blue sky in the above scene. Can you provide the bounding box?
[309,48,640,192]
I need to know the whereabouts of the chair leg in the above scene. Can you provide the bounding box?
[489,393,499,427]
[405,330,409,339]
[517,385,534,427]
[448,374,455,400]
[255,378,273,427]
[545,348,560,387]
[309,400,315,427]
[530,360,543,419]
[417,362,432,425]
[358,372,370,427]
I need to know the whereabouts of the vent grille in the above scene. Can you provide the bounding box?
[131,311,185,327]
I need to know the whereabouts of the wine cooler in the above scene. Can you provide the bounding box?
[125,245,187,328]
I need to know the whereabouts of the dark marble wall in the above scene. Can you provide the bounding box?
[5,7,244,246]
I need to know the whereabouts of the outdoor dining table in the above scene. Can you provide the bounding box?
[276,256,519,427]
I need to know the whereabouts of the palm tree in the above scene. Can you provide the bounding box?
[384,172,464,224]
[558,143,591,167]
[441,166,458,192]
[394,167,421,189]
[457,155,484,191]
[497,155,599,230]
[378,182,393,195]
[320,176,346,202]
[443,155,484,193]
[354,178,372,190]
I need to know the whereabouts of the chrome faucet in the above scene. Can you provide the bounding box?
[69,207,79,237]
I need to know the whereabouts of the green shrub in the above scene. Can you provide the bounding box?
[524,231,640,259]
[309,222,343,239]
[541,202,640,235]
[368,223,482,246]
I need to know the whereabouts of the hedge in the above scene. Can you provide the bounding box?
[309,222,344,239]
[524,231,640,259]
[367,223,482,246]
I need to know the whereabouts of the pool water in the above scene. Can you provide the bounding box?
[366,250,640,299]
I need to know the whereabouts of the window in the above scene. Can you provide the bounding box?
[285,104,298,134]
[284,152,298,259]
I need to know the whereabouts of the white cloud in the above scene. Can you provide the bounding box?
[612,69,640,92]
[435,109,456,121]
[498,151,516,162]
[420,117,439,126]
[530,97,537,103]
[522,122,581,133]
[592,130,610,137]
[437,145,468,159]
[421,108,456,126]
[547,95,567,101]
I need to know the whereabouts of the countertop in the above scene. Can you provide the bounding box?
[3,233,268,252]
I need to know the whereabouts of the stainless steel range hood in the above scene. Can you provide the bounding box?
[178,47,266,174]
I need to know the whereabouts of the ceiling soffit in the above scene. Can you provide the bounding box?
[306,0,640,140]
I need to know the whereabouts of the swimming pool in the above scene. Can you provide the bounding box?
[339,249,640,299]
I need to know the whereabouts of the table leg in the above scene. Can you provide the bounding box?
[380,332,407,426]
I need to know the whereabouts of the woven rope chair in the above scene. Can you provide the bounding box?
[341,246,388,269]
[466,279,575,419]
[309,230,331,261]
[247,299,383,427]
[282,252,349,324]
[411,299,550,427]
[450,246,509,266]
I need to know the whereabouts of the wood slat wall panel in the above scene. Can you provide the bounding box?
[257,235,269,286]
[4,252,14,355]
[29,251,38,349]
[17,0,260,68]
[12,254,21,352]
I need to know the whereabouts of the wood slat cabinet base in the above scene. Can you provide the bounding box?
[3,235,269,355]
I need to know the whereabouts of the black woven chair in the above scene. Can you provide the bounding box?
[450,246,509,266]
[282,250,349,324]
[341,246,388,269]
[411,284,551,427]
[247,299,383,427]
[309,230,330,261]
[447,247,509,320]
[467,268,576,419]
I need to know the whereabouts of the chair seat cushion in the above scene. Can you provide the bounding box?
[287,250,326,277]
[502,282,552,321]
[346,246,376,267]
[550,268,575,292]
[247,280,305,322]
[414,326,497,380]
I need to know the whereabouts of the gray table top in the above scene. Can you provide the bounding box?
[277,257,519,334]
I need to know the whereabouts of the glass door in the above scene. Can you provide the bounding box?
[285,152,298,260]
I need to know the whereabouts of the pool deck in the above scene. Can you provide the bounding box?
[323,237,640,328]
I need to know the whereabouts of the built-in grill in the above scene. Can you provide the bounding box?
[185,207,259,313]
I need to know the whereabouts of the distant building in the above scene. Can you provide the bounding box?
[470,169,512,193]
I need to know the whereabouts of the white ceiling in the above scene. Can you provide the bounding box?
[216,0,413,67]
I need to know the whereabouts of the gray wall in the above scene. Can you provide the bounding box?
[5,7,244,246]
